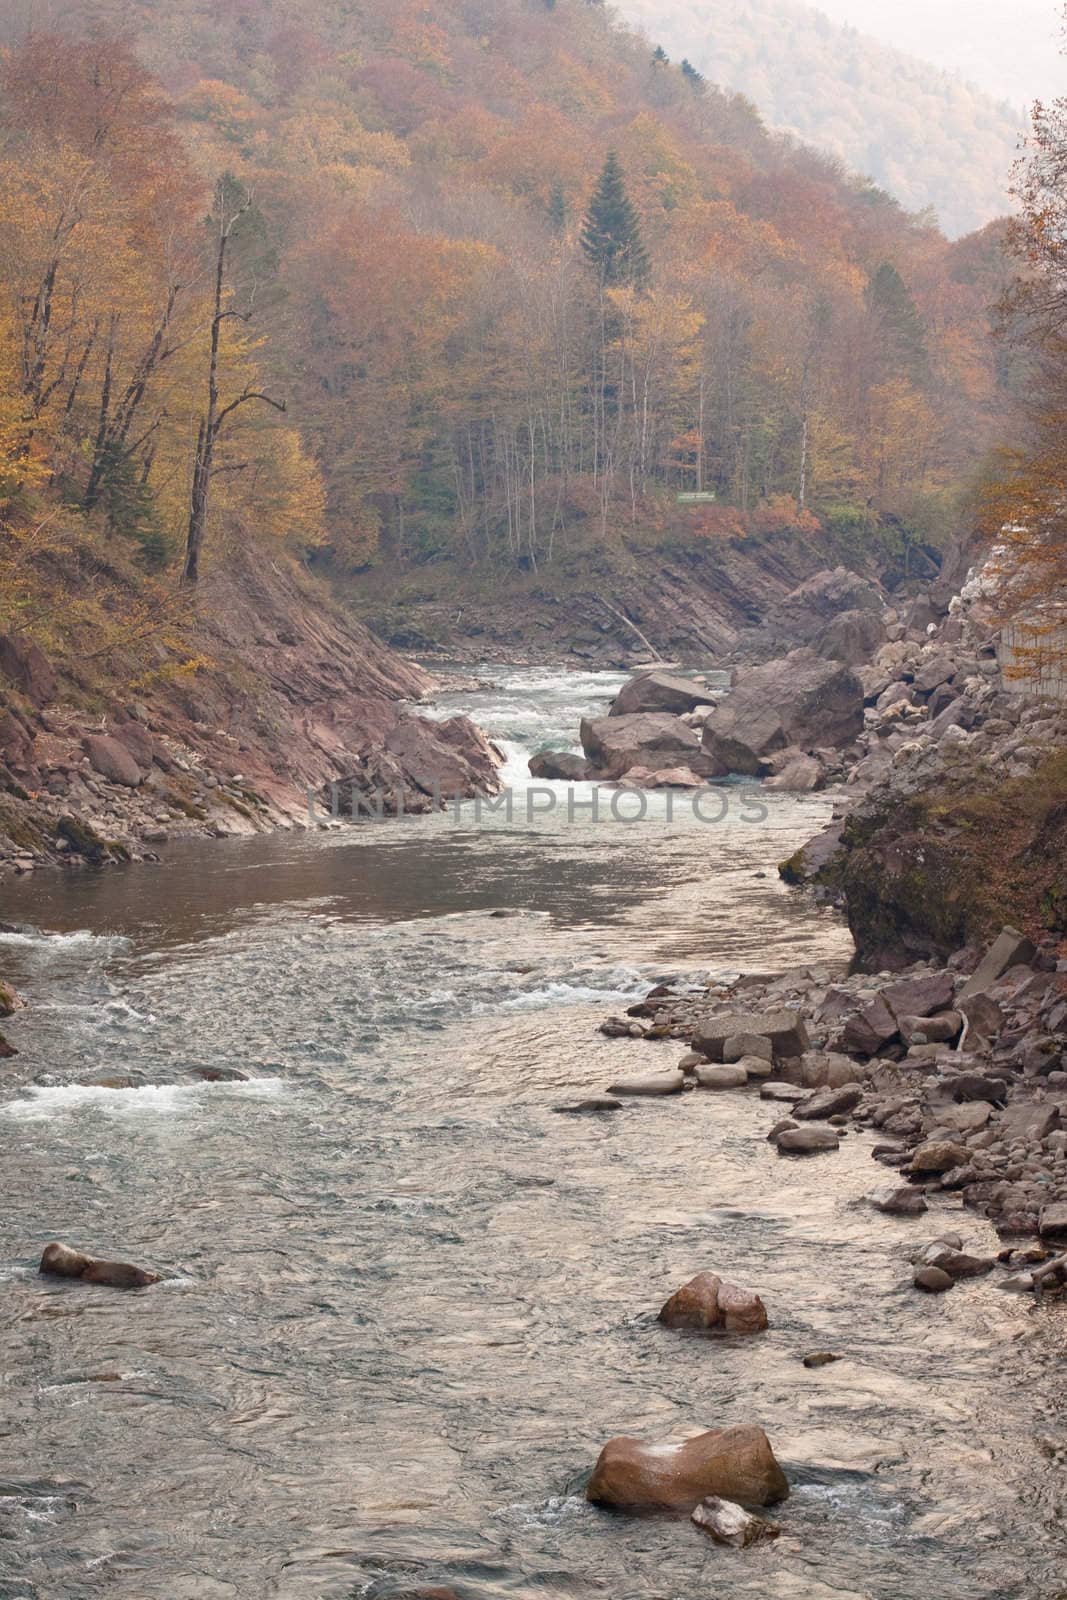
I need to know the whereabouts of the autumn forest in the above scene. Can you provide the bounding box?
[0,0,1051,622]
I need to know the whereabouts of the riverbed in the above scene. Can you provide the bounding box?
[0,668,1063,1600]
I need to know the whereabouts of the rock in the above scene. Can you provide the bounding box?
[586,1425,789,1512]
[793,1084,863,1121]
[610,671,714,718]
[84,734,144,788]
[914,1265,954,1293]
[716,1280,770,1334]
[909,1140,971,1176]
[958,991,1006,1040]
[776,1126,840,1155]
[723,1033,774,1064]
[1038,1204,1067,1243]
[764,754,823,792]
[553,1097,623,1114]
[898,1011,962,1046]
[959,928,1037,999]
[619,764,706,789]
[579,713,705,780]
[528,750,591,782]
[693,1009,809,1063]
[760,1081,807,1103]
[994,1104,1061,1144]
[913,655,957,695]
[658,1271,725,1330]
[701,649,864,776]
[923,1248,995,1280]
[737,1054,774,1080]
[841,994,899,1055]
[802,1351,842,1368]
[882,971,957,1019]
[694,1064,749,1090]
[691,1495,780,1547]
[928,1100,991,1136]
[678,1051,709,1072]
[40,1241,160,1289]
[767,1117,798,1140]
[0,1031,17,1059]
[0,632,57,705]
[818,607,887,667]
[606,1071,685,1097]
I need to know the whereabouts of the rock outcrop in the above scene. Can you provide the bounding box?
[700,649,864,777]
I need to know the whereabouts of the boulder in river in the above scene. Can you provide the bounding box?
[700,648,863,777]
[609,671,715,719]
[691,1495,780,1547]
[658,1272,768,1334]
[914,1265,954,1294]
[553,1097,623,1115]
[793,1084,863,1121]
[867,1185,928,1217]
[775,1126,840,1155]
[908,1140,970,1176]
[694,1064,749,1090]
[40,1241,160,1289]
[528,750,591,782]
[607,1070,685,1097]
[587,1424,789,1511]
[579,713,708,781]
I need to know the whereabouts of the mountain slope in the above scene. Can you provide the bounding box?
[618,0,1025,236]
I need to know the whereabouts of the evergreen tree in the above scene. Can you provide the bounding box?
[681,58,705,89]
[652,45,669,66]
[548,181,568,234]
[866,262,927,379]
[580,151,651,289]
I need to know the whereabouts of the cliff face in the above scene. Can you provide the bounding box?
[0,547,499,876]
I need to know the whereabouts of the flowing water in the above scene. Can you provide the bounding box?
[0,667,1063,1600]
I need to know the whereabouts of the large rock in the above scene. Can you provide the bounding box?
[775,1126,840,1154]
[1038,1205,1067,1243]
[580,713,706,780]
[700,649,863,776]
[793,1084,863,1121]
[40,1241,160,1290]
[607,1071,685,1097]
[818,608,887,667]
[960,928,1037,999]
[882,971,956,1019]
[528,750,591,782]
[692,1009,809,1064]
[909,1140,970,1176]
[841,995,899,1056]
[384,713,502,799]
[694,1064,749,1090]
[867,1185,928,1216]
[0,632,56,706]
[84,734,144,788]
[586,1425,789,1511]
[610,671,714,718]
[658,1272,768,1334]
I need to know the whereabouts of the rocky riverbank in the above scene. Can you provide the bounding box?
[0,549,501,882]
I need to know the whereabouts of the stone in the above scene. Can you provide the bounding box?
[606,1071,685,1097]
[693,1009,809,1063]
[0,632,56,705]
[928,1101,992,1136]
[957,991,1005,1040]
[764,755,823,792]
[924,1248,995,1280]
[701,648,864,776]
[802,1351,842,1368]
[841,994,899,1055]
[694,1064,749,1090]
[818,607,887,667]
[914,1265,954,1293]
[528,750,591,782]
[760,1081,807,1103]
[723,1033,774,1064]
[776,1126,840,1155]
[40,1241,159,1289]
[586,1425,789,1512]
[959,928,1038,1000]
[579,713,705,780]
[658,1272,768,1335]
[84,734,143,788]
[678,1051,709,1072]
[913,655,957,694]
[737,1055,775,1080]
[897,1011,962,1046]
[553,1097,623,1114]
[767,1117,798,1140]
[909,1140,970,1176]
[1038,1204,1067,1243]
[994,1104,1061,1144]
[884,972,958,1019]
[867,1185,928,1216]
[610,671,714,719]
[793,1084,864,1121]
[691,1496,780,1547]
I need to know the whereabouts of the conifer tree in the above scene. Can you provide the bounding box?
[580,151,651,289]
[866,262,927,379]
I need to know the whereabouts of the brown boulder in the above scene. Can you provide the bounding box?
[691,1496,780,1547]
[40,1241,160,1289]
[909,1140,970,1176]
[587,1424,789,1511]
[84,734,144,788]
[692,1009,809,1063]
[658,1272,768,1334]
[0,633,56,706]
[528,750,591,782]
[882,971,956,1019]
[841,995,899,1056]
[610,671,713,718]
[579,713,706,780]
[701,648,863,776]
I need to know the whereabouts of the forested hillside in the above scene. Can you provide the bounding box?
[0,0,1013,612]
[619,0,1024,237]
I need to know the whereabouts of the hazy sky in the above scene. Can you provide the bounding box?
[807,0,1063,108]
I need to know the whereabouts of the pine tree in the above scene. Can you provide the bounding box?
[548,181,568,234]
[580,151,651,290]
[681,58,705,89]
[866,262,927,380]
[652,45,669,67]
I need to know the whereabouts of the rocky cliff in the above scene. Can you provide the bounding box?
[0,547,500,880]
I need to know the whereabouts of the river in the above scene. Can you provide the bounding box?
[0,667,1062,1600]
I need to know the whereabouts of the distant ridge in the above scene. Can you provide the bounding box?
[617,0,1026,235]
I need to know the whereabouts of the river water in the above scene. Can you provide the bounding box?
[0,668,1063,1600]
